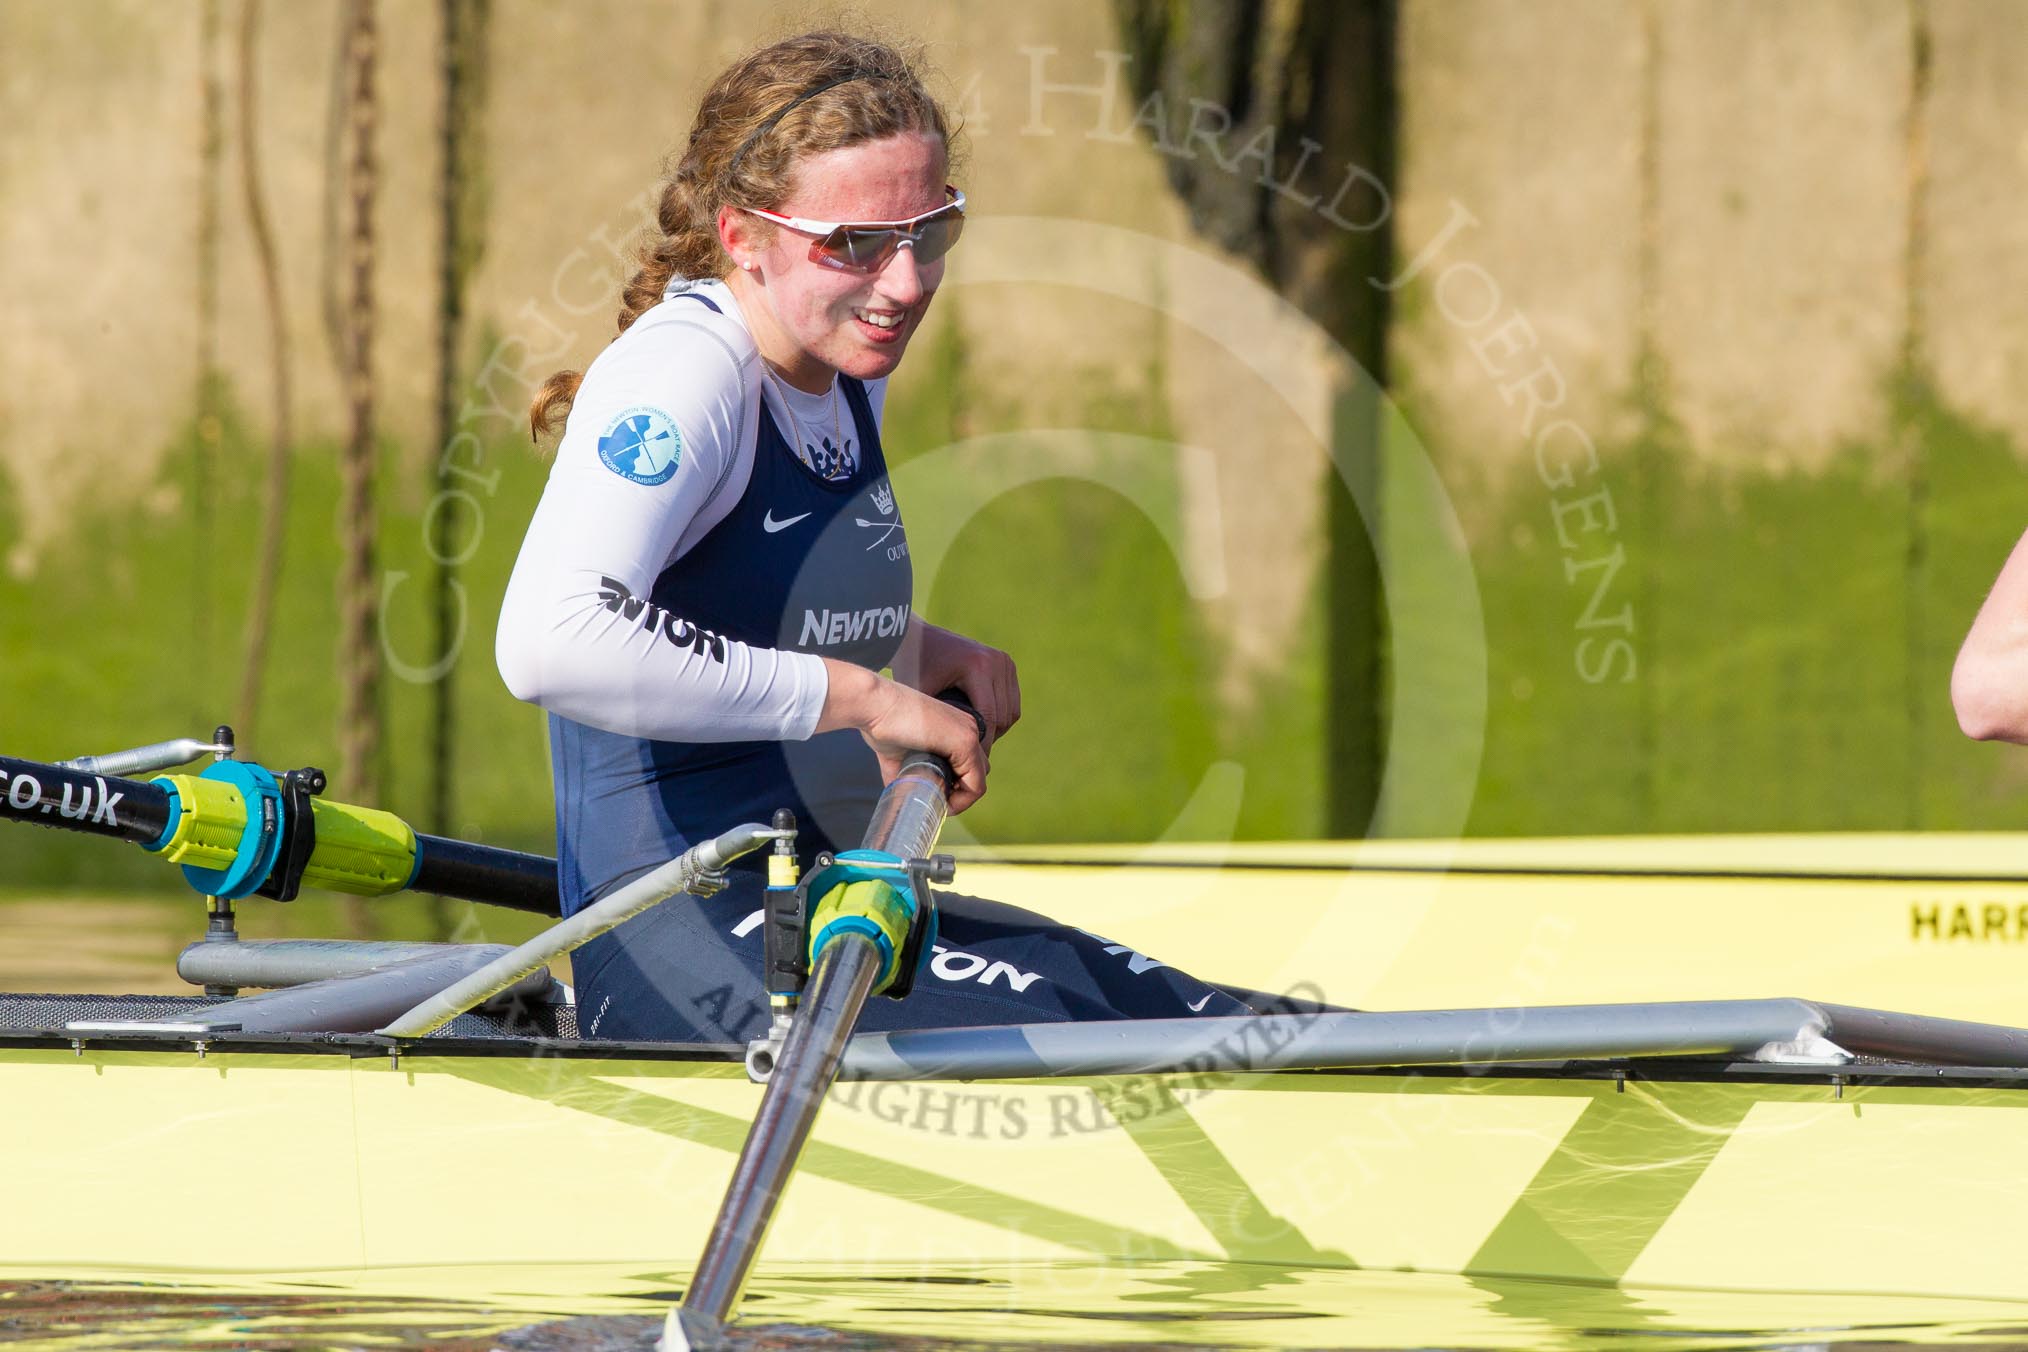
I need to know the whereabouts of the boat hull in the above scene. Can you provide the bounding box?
[6,1035,2028,1305]
[12,834,2028,1338]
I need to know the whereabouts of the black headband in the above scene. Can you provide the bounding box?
[726,70,889,178]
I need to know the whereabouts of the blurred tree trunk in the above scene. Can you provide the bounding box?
[234,0,296,754]
[336,0,382,938]
[425,0,492,940]
[1114,0,1398,836]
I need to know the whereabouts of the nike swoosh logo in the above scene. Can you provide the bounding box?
[763,510,812,533]
[1187,992,1214,1013]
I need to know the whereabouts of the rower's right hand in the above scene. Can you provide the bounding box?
[816,661,989,812]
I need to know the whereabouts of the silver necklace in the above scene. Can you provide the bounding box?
[764,365,847,478]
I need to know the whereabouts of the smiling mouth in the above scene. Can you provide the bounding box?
[852,307,905,331]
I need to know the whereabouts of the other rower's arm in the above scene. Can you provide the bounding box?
[1953,526,2028,742]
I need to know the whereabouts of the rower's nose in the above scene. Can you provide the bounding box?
[876,241,926,307]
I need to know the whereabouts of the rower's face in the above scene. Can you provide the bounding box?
[734,133,949,384]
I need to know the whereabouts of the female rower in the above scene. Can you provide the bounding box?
[498,31,1248,1041]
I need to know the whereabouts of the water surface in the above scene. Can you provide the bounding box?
[9,1264,2028,1350]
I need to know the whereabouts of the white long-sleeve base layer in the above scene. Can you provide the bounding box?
[496,280,885,743]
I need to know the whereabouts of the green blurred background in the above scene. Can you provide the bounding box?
[5,0,2026,904]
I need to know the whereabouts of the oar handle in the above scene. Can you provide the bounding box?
[865,688,979,863]
[901,686,985,778]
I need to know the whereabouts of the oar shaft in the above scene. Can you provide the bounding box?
[410,834,559,915]
[861,751,954,861]
[0,755,171,846]
[681,933,882,1325]
[673,728,962,1348]
[0,750,559,914]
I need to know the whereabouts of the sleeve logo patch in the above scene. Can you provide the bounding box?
[597,406,682,485]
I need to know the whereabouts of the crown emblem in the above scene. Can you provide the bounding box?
[870,480,895,516]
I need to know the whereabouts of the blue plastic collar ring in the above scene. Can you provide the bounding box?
[177,760,285,900]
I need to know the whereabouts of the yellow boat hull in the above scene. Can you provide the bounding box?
[10,834,2028,1342]
[4,1044,2027,1305]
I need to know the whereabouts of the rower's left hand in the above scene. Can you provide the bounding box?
[896,621,1021,747]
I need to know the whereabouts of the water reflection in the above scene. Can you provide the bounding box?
[10,1267,2028,1351]
[0,1280,530,1350]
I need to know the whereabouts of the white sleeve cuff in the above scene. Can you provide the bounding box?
[778,650,829,741]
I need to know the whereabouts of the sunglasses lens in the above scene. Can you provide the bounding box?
[815,208,965,272]
[827,226,900,271]
[911,213,963,265]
